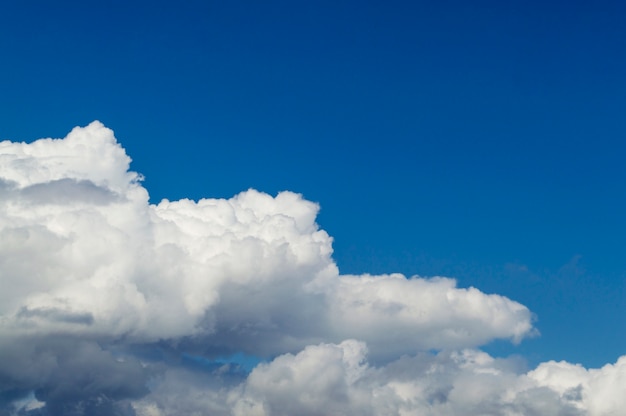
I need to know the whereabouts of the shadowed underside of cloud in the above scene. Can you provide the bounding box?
[0,122,623,415]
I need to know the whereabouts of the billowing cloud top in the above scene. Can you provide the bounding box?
[0,122,622,416]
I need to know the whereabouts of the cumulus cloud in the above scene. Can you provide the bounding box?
[132,341,626,416]
[0,122,620,415]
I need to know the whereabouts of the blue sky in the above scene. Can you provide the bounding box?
[1,0,625,392]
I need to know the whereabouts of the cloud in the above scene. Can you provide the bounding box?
[135,341,626,416]
[228,342,584,416]
[0,122,619,415]
[131,340,626,416]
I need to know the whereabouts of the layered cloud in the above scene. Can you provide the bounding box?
[0,122,620,415]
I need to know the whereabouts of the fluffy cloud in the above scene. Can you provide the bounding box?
[132,341,626,416]
[0,122,620,415]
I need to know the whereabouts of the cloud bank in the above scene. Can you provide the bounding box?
[0,122,622,415]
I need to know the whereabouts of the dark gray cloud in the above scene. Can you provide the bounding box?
[0,337,148,416]
[17,307,94,326]
[23,396,137,416]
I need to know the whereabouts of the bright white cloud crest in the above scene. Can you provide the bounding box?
[0,122,623,415]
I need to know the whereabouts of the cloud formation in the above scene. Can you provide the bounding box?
[0,122,621,415]
[132,342,626,416]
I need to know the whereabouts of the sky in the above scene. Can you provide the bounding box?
[0,0,625,415]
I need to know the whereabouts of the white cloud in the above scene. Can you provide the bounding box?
[135,341,626,416]
[226,342,583,416]
[324,274,533,359]
[0,122,620,415]
[0,122,532,351]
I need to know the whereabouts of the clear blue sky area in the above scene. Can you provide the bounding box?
[1,0,625,368]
